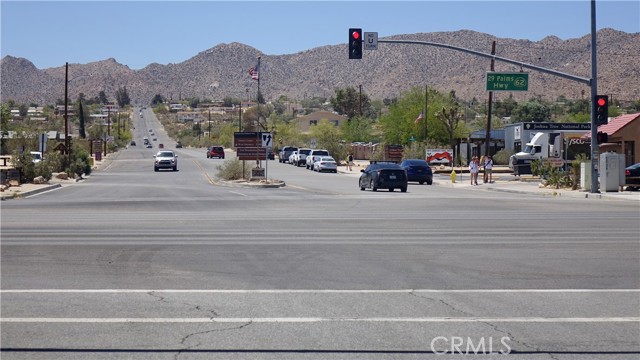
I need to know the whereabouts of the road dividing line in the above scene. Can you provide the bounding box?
[2,289,639,294]
[2,317,639,323]
[191,159,215,184]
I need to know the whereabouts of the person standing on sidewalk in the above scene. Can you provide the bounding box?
[347,153,354,171]
[469,156,479,185]
[484,155,493,183]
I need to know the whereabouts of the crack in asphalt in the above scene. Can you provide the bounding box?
[145,292,253,360]
[147,291,220,318]
[174,321,253,360]
[408,290,554,357]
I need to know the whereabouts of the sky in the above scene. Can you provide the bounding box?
[1,0,638,70]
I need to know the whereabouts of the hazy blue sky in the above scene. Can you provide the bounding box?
[2,0,638,70]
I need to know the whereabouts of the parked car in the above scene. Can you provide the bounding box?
[313,156,338,173]
[278,146,298,163]
[130,141,136,146]
[400,159,433,185]
[624,163,640,191]
[306,149,330,169]
[359,161,408,192]
[207,146,225,159]
[175,142,183,148]
[289,151,298,165]
[292,148,312,166]
[153,150,178,171]
[30,151,43,163]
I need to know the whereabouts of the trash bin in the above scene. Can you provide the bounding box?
[95,151,102,161]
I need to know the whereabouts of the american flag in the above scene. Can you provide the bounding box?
[415,112,424,124]
[248,61,259,80]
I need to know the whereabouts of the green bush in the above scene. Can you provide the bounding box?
[492,149,514,166]
[215,158,252,180]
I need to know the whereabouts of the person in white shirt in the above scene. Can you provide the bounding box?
[484,155,493,183]
[469,156,479,185]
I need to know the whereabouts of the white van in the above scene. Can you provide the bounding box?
[30,151,43,163]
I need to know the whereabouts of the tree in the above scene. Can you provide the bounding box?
[309,119,344,163]
[340,115,373,143]
[151,94,164,105]
[115,86,131,107]
[330,86,371,120]
[98,91,109,105]
[512,101,551,122]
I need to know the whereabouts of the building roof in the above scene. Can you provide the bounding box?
[598,112,639,135]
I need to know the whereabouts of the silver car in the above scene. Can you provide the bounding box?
[153,150,178,171]
[313,156,337,173]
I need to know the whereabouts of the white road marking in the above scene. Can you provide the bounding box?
[2,289,639,293]
[2,317,638,323]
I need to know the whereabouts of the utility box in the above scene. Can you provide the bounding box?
[580,161,591,191]
[599,152,623,192]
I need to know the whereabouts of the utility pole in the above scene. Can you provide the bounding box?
[64,62,70,164]
[485,41,496,157]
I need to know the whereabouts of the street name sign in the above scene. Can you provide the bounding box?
[486,72,529,91]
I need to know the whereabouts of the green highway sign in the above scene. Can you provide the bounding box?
[486,72,529,91]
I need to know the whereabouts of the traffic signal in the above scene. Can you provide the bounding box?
[349,28,362,59]
[594,95,609,125]
[596,131,608,144]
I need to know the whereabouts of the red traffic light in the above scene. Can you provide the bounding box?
[352,30,360,40]
[597,97,607,107]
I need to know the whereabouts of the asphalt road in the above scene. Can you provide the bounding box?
[1,109,638,360]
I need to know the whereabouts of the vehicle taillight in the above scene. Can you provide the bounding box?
[626,170,631,176]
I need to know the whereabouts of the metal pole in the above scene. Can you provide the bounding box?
[590,0,599,194]
[64,62,70,164]
[424,84,428,141]
[485,41,496,157]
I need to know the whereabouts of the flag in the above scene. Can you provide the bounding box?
[415,112,424,124]
[248,61,259,80]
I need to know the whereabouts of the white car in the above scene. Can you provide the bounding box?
[153,150,178,171]
[313,156,337,173]
[306,149,330,169]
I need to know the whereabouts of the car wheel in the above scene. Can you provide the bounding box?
[401,187,407,192]
[154,167,159,172]
[371,180,377,192]
[173,166,177,171]
[389,188,394,192]
[419,181,425,185]
[427,180,433,185]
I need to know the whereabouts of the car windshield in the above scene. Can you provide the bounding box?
[158,152,174,157]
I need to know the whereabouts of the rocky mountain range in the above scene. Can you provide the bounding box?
[2,29,638,106]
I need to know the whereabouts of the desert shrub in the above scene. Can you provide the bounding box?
[216,158,252,180]
[492,149,514,165]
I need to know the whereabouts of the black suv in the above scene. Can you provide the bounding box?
[359,161,408,192]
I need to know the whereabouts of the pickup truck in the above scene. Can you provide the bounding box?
[292,148,312,167]
[305,149,330,170]
[278,146,298,163]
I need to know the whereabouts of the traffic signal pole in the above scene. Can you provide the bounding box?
[372,0,601,193]
[589,0,599,194]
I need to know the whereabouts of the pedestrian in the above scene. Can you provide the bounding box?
[484,155,493,183]
[469,156,479,185]
[347,153,354,171]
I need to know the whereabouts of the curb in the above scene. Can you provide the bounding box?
[0,183,61,200]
